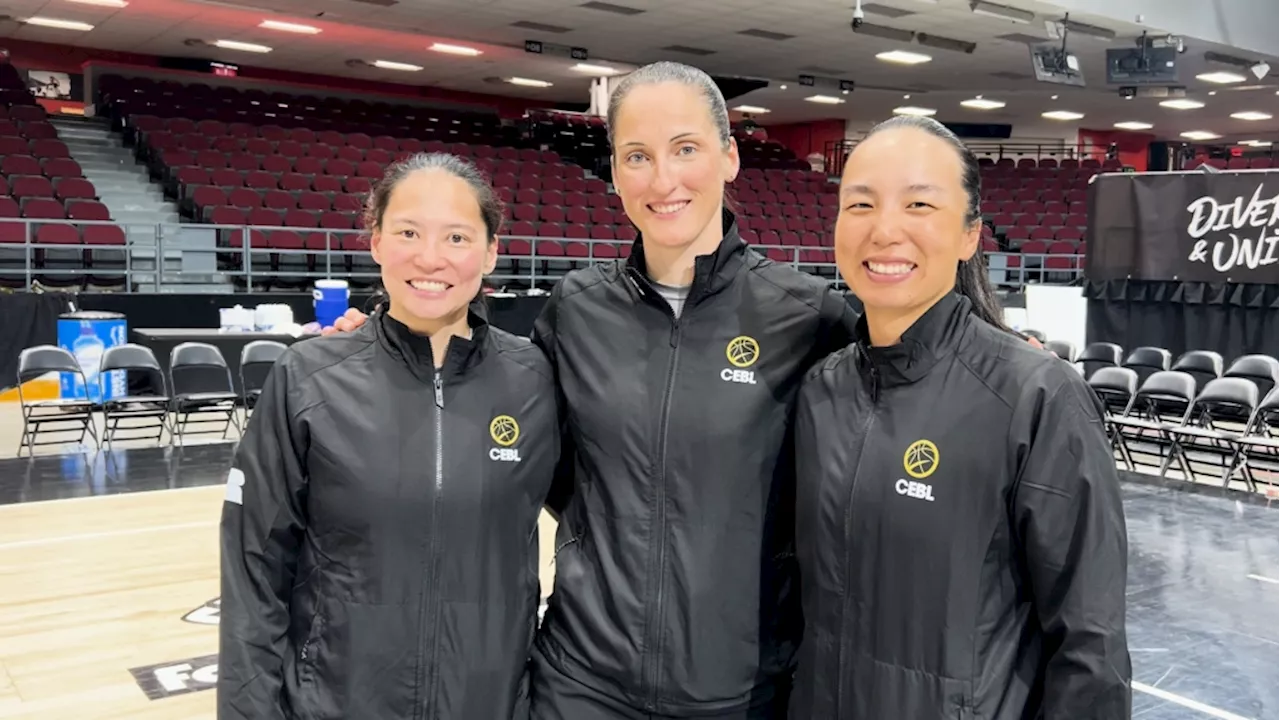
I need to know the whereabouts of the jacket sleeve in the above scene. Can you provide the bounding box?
[531,281,575,520]
[1010,371,1132,719]
[217,357,309,720]
[815,287,860,356]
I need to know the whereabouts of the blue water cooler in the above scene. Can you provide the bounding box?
[56,311,127,403]
[313,279,350,328]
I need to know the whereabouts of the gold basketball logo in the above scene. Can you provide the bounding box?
[726,336,760,368]
[903,440,939,479]
[489,415,520,447]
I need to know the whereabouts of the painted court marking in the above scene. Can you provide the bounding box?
[1133,681,1256,720]
[0,520,216,550]
[1246,574,1279,585]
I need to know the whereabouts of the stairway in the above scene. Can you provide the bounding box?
[49,116,226,292]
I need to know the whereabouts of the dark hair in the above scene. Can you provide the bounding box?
[606,61,731,154]
[862,115,1011,333]
[363,152,503,312]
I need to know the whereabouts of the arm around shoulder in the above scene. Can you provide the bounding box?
[217,355,310,719]
[1010,368,1132,719]
[530,282,575,520]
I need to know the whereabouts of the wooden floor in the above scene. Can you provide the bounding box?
[0,432,560,718]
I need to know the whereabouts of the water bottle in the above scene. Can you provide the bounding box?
[72,322,104,402]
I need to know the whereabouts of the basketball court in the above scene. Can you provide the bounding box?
[0,405,1274,719]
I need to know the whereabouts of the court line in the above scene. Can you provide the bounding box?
[1133,681,1255,720]
[0,520,217,550]
[1247,574,1279,585]
[0,483,223,510]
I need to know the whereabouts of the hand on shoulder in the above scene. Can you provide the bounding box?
[320,307,371,336]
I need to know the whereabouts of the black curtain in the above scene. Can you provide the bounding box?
[1085,279,1278,360]
[0,292,74,391]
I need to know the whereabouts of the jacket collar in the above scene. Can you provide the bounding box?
[854,291,971,392]
[374,300,490,383]
[625,208,747,305]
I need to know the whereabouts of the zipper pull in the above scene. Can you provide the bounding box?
[433,374,444,408]
[669,321,680,347]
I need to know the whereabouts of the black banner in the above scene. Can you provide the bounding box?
[1086,169,1279,285]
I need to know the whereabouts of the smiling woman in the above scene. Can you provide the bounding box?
[362,152,503,363]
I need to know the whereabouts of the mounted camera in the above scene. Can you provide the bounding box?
[852,0,865,30]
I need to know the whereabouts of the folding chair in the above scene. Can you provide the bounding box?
[1122,346,1172,389]
[1108,370,1197,474]
[1171,350,1223,396]
[1079,342,1123,380]
[168,342,241,444]
[16,345,99,456]
[1224,354,1279,400]
[1088,367,1138,465]
[98,344,171,448]
[239,340,287,421]
[1162,378,1258,485]
[1045,339,1077,363]
[1223,389,1278,492]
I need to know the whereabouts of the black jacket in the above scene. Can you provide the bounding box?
[218,308,559,720]
[790,292,1132,719]
[531,211,857,714]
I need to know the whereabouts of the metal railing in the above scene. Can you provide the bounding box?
[0,220,1085,293]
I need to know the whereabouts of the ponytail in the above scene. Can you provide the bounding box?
[955,252,1011,333]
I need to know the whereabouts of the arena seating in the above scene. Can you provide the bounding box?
[0,65,124,289]
[19,69,1242,290]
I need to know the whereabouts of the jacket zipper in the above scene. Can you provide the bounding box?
[645,317,681,711]
[416,374,446,720]
[836,345,878,715]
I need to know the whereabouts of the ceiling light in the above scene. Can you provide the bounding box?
[894,106,937,116]
[1160,98,1205,110]
[65,0,127,7]
[960,98,1005,110]
[571,63,620,76]
[876,50,932,65]
[259,19,320,34]
[430,43,481,56]
[732,105,770,113]
[1114,121,1153,130]
[508,77,553,87]
[1230,111,1273,121]
[1196,71,1246,84]
[805,95,845,104]
[970,1,1034,24]
[24,17,94,30]
[373,60,422,71]
[213,40,272,53]
[1180,131,1221,140]
[1042,110,1084,120]
[1240,140,1272,147]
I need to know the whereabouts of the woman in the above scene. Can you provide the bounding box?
[331,62,857,718]
[789,116,1132,719]
[217,153,559,719]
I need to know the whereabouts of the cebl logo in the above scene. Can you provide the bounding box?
[896,439,940,502]
[721,336,760,385]
[489,415,522,463]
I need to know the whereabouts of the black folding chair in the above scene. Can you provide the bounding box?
[1223,389,1279,492]
[98,343,171,448]
[1045,339,1078,363]
[1224,354,1279,401]
[1172,350,1223,397]
[1108,371,1197,474]
[1079,342,1123,380]
[1088,366,1138,464]
[239,340,287,421]
[1163,378,1259,485]
[1122,346,1172,389]
[16,345,99,457]
[168,342,241,444]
